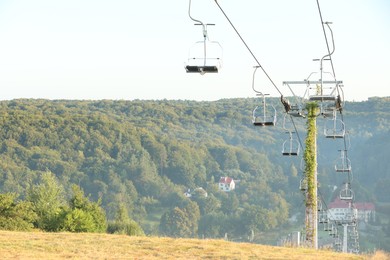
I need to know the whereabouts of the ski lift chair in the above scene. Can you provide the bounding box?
[282,132,300,156]
[252,95,276,126]
[251,66,276,126]
[307,69,338,102]
[318,210,328,224]
[289,105,306,117]
[352,208,358,223]
[299,177,308,191]
[324,117,345,138]
[350,230,359,240]
[334,236,342,246]
[317,199,323,212]
[329,225,337,237]
[319,103,336,118]
[185,40,222,74]
[185,0,222,75]
[339,183,354,201]
[309,94,337,102]
[324,221,332,232]
[335,150,352,173]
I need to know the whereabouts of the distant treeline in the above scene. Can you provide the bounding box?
[0,98,389,244]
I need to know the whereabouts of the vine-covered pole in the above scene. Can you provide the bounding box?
[304,102,319,249]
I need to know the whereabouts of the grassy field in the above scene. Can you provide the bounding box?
[0,230,387,259]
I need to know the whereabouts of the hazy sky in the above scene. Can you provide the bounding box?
[0,0,389,101]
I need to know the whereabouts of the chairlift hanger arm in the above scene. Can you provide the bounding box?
[188,0,204,26]
[252,66,264,95]
[188,0,208,38]
[320,23,335,62]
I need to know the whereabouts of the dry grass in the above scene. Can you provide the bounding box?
[0,230,380,259]
[366,250,390,260]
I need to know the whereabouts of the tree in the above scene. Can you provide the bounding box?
[238,204,278,235]
[26,171,65,231]
[106,203,144,236]
[160,207,189,237]
[159,200,200,238]
[198,212,226,238]
[193,193,221,215]
[61,185,107,233]
[0,193,37,231]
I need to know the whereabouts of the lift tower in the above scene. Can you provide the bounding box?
[283,77,344,249]
[304,102,319,249]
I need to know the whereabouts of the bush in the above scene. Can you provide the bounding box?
[0,193,37,231]
[107,221,145,236]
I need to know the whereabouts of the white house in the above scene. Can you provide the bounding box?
[327,198,375,223]
[184,187,208,198]
[218,177,235,192]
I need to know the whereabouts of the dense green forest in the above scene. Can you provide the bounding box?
[0,98,389,250]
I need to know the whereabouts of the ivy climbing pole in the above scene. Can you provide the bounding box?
[304,102,319,249]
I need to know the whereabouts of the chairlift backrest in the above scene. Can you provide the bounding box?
[317,199,323,211]
[340,184,354,201]
[252,97,276,126]
[319,103,336,118]
[299,177,307,191]
[282,132,300,156]
[329,225,337,237]
[318,210,328,224]
[251,67,276,126]
[324,118,345,138]
[185,40,223,74]
[335,150,352,173]
[324,221,332,232]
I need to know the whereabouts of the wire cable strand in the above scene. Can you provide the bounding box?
[214,0,283,96]
[316,0,336,79]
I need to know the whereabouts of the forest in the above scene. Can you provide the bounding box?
[0,97,389,251]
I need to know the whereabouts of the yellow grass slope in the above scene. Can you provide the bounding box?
[0,230,383,259]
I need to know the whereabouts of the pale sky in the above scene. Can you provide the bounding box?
[0,0,389,101]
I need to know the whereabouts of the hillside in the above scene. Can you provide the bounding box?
[0,230,369,259]
[0,98,389,251]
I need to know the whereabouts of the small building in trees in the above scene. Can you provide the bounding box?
[184,187,208,198]
[218,177,235,192]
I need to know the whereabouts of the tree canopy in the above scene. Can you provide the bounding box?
[0,98,389,248]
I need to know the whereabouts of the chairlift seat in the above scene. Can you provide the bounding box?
[253,121,275,126]
[324,118,345,138]
[318,214,328,224]
[299,178,307,191]
[282,152,298,156]
[252,116,276,126]
[335,166,351,172]
[282,137,300,156]
[309,95,336,101]
[340,189,354,201]
[324,222,332,232]
[325,134,345,139]
[185,65,219,73]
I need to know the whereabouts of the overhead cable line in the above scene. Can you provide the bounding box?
[316,0,336,79]
[214,0,283,97]
[214,0,305,154]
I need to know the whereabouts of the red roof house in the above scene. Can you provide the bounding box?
[218,177,235,192]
